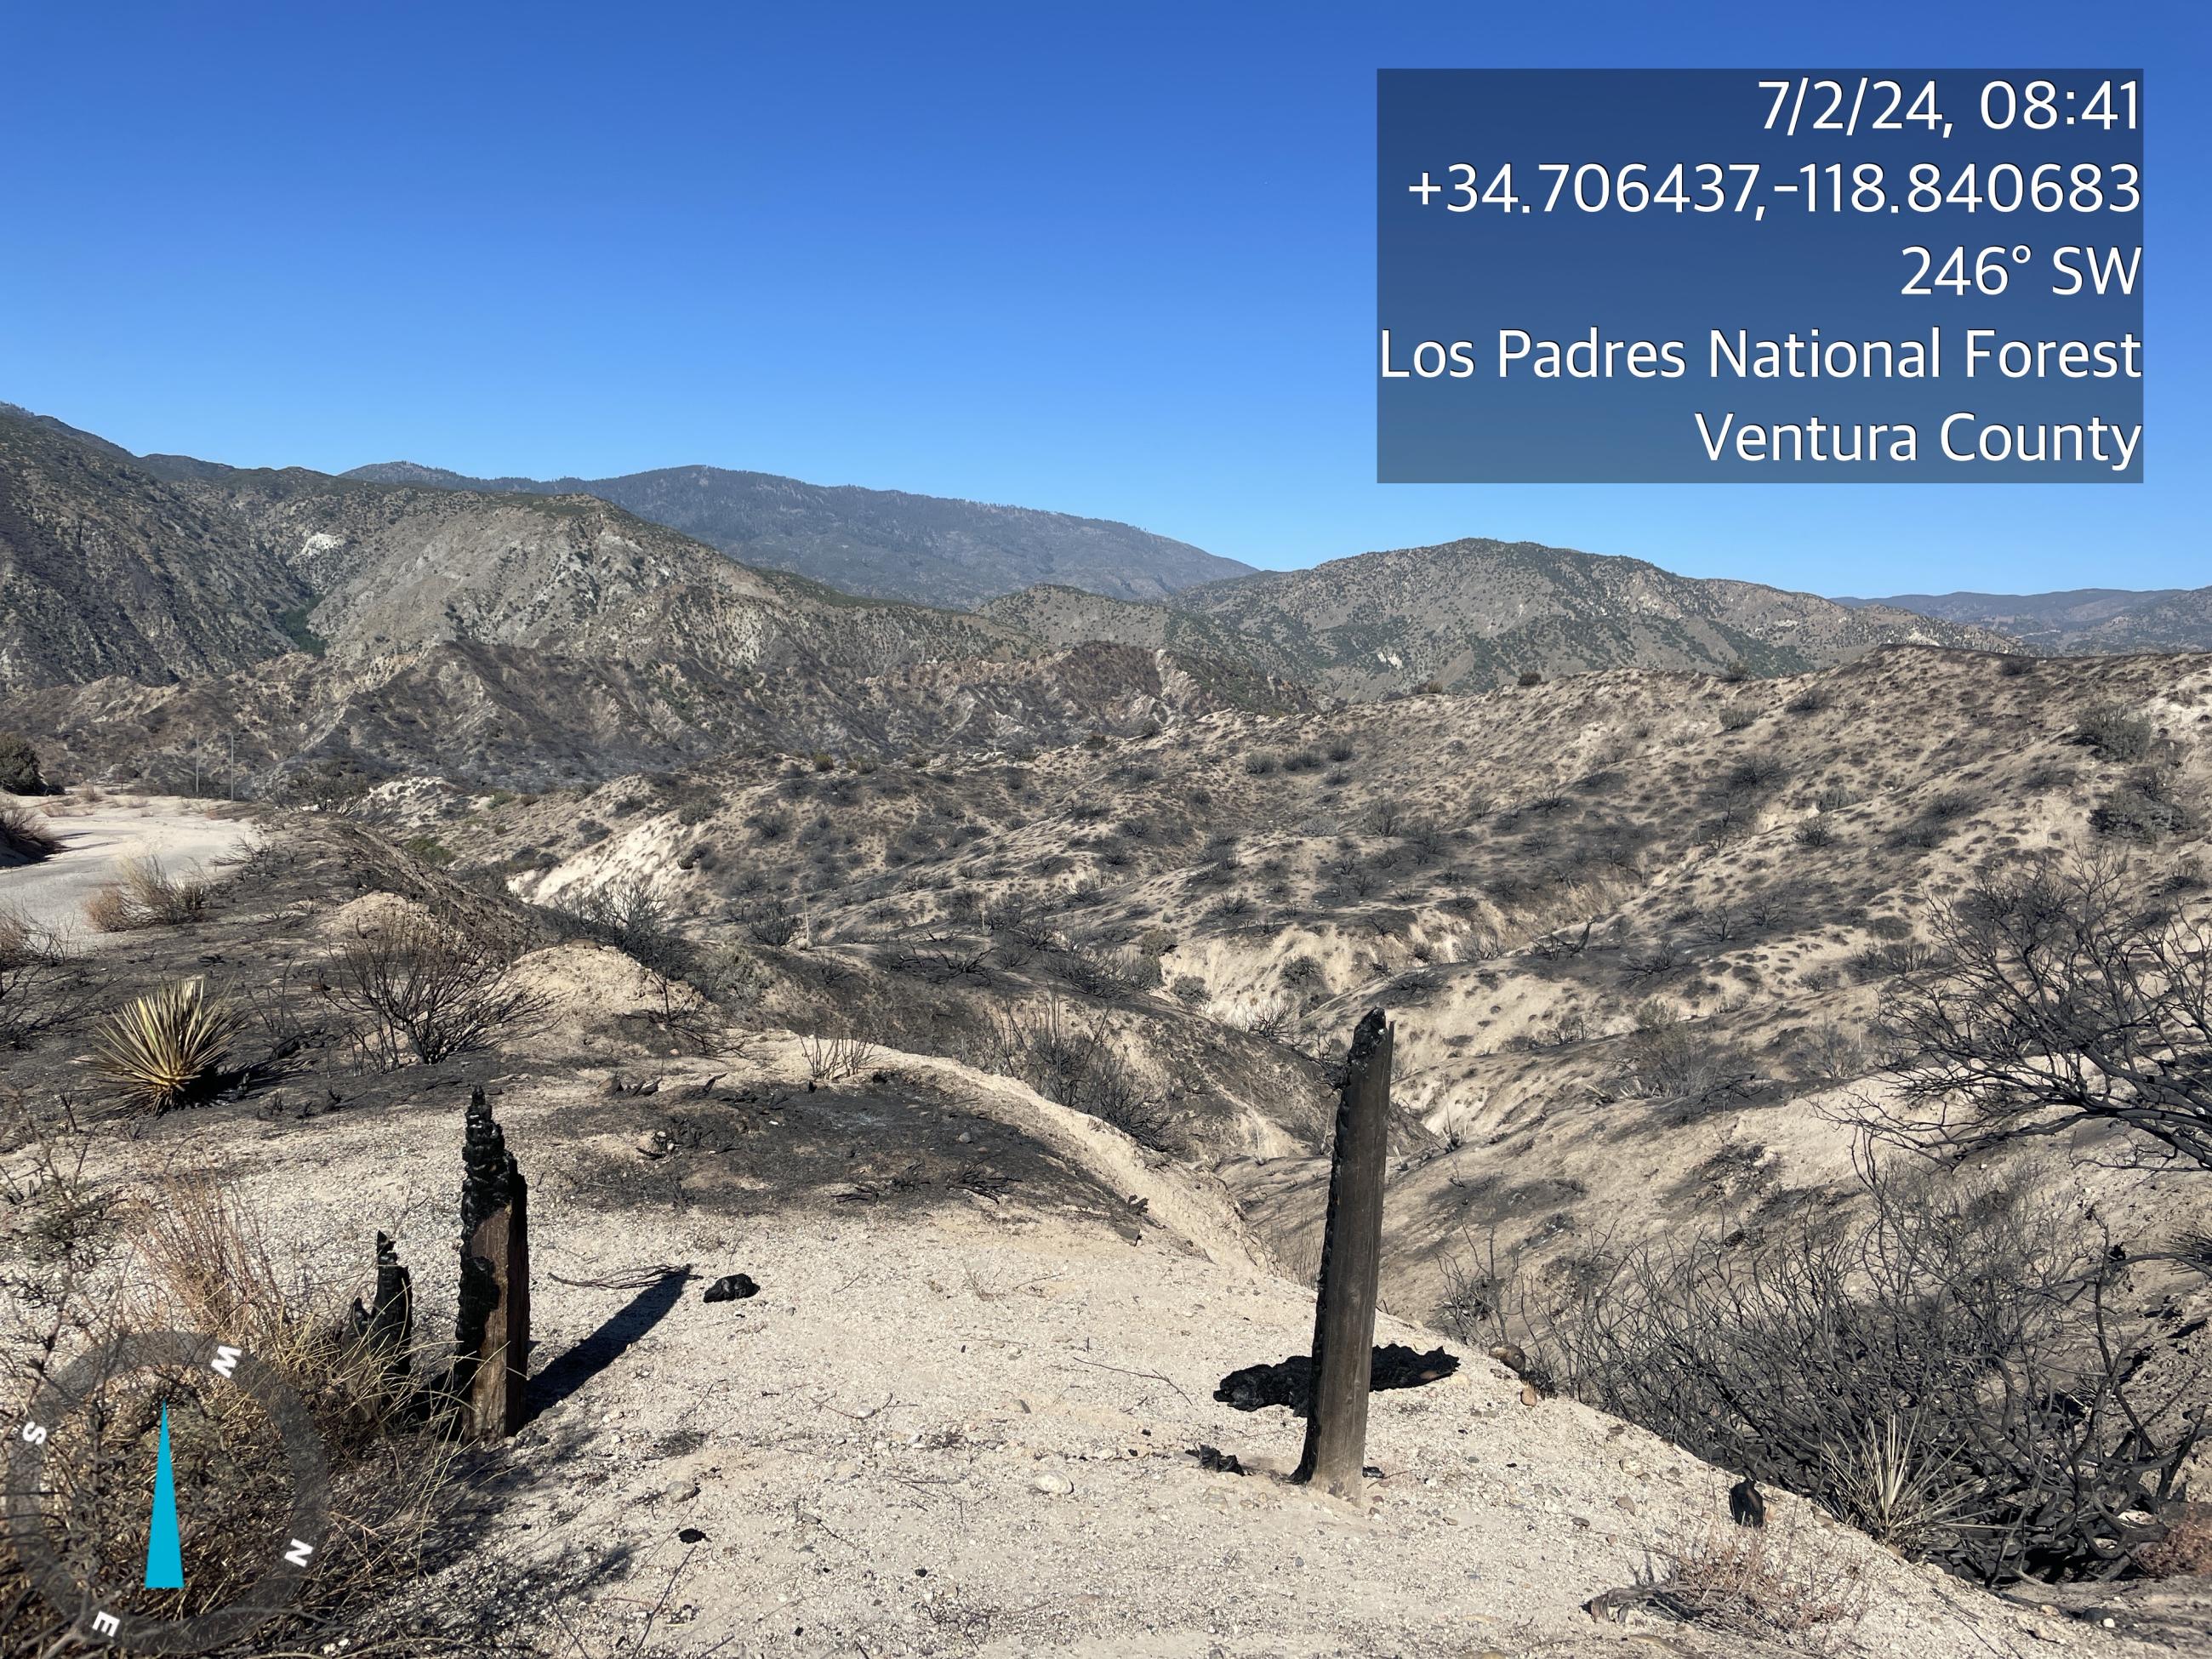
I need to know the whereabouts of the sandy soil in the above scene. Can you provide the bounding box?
[0,793,256,932]
[97,1034,2167,1659]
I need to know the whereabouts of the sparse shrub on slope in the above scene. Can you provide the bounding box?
[2076,700,2158,762]
[90,977,240,1112]
[544,874,692,978]
[1506,1164,2200,1584]
[332,905,544,1067]
[2091,765,2205,844]
[977,996,1177,1152]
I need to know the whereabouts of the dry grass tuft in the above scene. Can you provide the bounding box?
[84,854,208,931]
[2137,1506,2212,1577]
[1637,1519,1867,1649]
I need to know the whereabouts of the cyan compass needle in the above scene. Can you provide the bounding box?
[144,1403,184,1591]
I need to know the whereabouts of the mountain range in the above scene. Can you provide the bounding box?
[0,399,2175,795]
[1839,586,2212,653]
[994,542,2011,699]
[340,459,1251,607]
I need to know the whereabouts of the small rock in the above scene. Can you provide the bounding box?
[703,1274,760,1303]
[1032,1474,1071,1494]
[676,1526,708,1544]
[636,1129,671,1158]
[956,1131,973,1144]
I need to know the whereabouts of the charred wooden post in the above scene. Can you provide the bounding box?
[1293,1009,1394,1501]
[452,1086,530,1437]
[349,1229,413,1387]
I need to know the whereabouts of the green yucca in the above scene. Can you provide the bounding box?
[91,978,241,1113]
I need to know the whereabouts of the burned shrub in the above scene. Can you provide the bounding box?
[1881,855,2212,1172]
[1503,1164,2200,1584]
[2091,766,2203,845]
[543,875,693,979]
[330,906,545,1067]
[977,997,1176,1151]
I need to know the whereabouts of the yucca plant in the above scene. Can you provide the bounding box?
[90,978,241,1112]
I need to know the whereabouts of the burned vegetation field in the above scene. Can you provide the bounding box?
[6,642,2212,1657]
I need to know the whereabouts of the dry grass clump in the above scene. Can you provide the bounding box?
[0,801,62,863]
[1634,1520,1867,1648]
[84,854,208,931]
[2135,1505,2212,1577]
[89,977,241,1113]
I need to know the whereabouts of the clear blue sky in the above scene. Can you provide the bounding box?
[1,2,2202,595]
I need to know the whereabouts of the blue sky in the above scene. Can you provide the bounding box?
[1,1,2202,595]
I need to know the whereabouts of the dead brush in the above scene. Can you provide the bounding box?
[84,854,208,931]
[0,1176,472,1653]
[0,801,63,863]
[330,903,546,1067]
[1588,1512,1867,1650]
[798,1030,877,1084]
[89,977,241,1113]
[0,904,83,1049]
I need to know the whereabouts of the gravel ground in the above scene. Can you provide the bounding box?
[96,1032,2181,1659]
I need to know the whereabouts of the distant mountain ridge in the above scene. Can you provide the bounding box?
[1839,587,2212,654]
[340,459,1251,608]
[989,539,2020,698]
[0,402,1306,789]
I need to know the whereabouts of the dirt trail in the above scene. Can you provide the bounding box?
[0,795,256,931]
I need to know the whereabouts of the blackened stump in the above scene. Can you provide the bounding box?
[350,1230,413,1387]
[1293,1010,1394,1501]
[452,1086,530,1437]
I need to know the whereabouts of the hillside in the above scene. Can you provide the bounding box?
[1844,587,2212,653]
[412,645,2212,1294]
[996,539,2021,698]
[0,404,1044,695]
[342,459,1253,608]
[0,405,312,685]
[3,810,2193,1656]
[2,637,1313,795]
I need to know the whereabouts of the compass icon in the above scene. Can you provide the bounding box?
[7,1330,331,1654]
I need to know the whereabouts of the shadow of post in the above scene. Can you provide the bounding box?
[527,1268,693,1420]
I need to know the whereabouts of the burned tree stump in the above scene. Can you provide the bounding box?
[1292,1009,1394,1501]
[349,1229,413,1388]
[452,1086,530,1438]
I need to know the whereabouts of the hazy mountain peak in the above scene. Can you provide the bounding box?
[340,458,1252,608]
